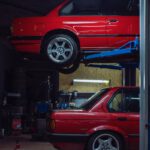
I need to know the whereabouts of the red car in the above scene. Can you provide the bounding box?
[47,87,139,150]
[11,0,139,70]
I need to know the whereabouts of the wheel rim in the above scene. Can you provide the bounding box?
[47,37,74,63]
[92,134,120,150]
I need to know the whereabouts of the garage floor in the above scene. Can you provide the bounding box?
[0,135,57,150]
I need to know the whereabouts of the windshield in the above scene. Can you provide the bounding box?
[78,88,109,110]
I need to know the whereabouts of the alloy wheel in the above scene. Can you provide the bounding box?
[47,37,74,64]
[92,134,120,150]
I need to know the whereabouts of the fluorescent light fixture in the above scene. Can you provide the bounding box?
[73,79,110,85]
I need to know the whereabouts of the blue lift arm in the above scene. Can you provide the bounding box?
[83,37,139,62]
[85,63,139,70]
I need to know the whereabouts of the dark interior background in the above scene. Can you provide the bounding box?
[0,0,67,108]
[0,0,63,36]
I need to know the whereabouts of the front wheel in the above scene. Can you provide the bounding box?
[44,34,79,66]
[87,132,123,150]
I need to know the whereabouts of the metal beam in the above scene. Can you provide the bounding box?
[140,0,150,149]
[122,65,136,86]
[50,71,59,108]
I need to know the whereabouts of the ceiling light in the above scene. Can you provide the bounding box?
[72,79,110,85]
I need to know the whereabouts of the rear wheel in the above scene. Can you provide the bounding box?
[44,34,79,67]
[87,132,123,150]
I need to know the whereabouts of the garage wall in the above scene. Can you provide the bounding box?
[60,64,122,93]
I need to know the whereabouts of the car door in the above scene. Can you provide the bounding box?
[59,0,108,51]
[101,0,138,49]
[108,88,139,150]
[128,0,139,41]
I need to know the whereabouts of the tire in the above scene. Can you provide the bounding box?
[59,54,80,74]
[59,62,80,74]
[87,131,123,150]
[44,34,79,66]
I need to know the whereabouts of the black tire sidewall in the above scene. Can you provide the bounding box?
[59,53,81,74]
[59,61,80,74]
[44,34,79,67]
[86,131,124,150]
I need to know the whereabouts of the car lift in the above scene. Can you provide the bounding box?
[82,37,139,86]
[19,37,139,105]
[83,37,139,62]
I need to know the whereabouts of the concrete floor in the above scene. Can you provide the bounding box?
[0,135,57,150]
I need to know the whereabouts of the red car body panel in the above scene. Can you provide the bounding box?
[48,87,139,150]
[11,0,139,54]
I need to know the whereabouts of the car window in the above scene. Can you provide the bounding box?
[127,0,139,15]
[79,88,109,110]
[108,88,140,113]
[109,92,122,112]
[60,0,139,16]
[60,2,74,15]
[60,0,101,15]
[101,0,139,16]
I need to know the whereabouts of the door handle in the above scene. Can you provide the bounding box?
[117,117,128,121]
[108,19,119,23]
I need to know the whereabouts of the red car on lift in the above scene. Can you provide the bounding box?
[47,87,139,150]
[11,0,139,72]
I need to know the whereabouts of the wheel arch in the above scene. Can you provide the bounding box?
[85,126,128,150]
[40,29,80,54]
[85,130,127,150]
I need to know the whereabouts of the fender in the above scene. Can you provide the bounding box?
[87,125,128,142]
[42,24,79,38]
